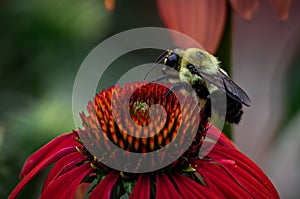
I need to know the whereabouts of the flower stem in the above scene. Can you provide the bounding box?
[215,4,232,139]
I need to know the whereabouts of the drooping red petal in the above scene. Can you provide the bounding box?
[218,132,236,148]
[88,171,119,199]
[206,125,236,149]
[129,174,151,199]
[172,172,219,199]
[155,173,182,199]
[199,127,236,157]
[156,0,227,53]
[194,160,252,198]
[8,146,79,199]
[192,142,279,198]
[43,152,86,190]
[228,0,261,20]
[208,145,280,198]
[39,163,93,199]
[20,132,79,178]
[269,0,292,21]
[215,159,273,198]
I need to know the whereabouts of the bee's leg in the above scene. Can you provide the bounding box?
[150,74,179,83]
[146,66,169,83]
[150,75,169,83]
[166,82,190,96]
[150,66,173,83]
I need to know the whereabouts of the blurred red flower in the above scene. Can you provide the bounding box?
[155,0,292,53]
[9,82,279,199]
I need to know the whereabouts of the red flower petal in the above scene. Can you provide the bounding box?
[228,0,261,20]
[172,172,219,199]
[206,125,236,149]
[155,173,182,199]
[39,163,93,199]
[199,126,236,157]
[269,0,292,21]
[208,145,280,198]
[215,159,273,198]
[8,146,79,199]
[20,132,78,178]
[88,171,119,199]
[43,152,86,190]
[194,160,252,198]
[191,142,279,198]
[156,0,227,53]
[129,174,151,199]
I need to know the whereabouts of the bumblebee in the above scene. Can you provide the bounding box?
[154,48,251,124]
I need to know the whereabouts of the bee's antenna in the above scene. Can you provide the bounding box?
[143,50,168,81]
[143,63,159,81]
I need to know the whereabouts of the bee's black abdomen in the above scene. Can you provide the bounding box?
[192,80,210,99]
[203,94,244,124]
[225,96,243,124]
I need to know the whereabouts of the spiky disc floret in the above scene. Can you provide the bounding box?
[79,82,203,170]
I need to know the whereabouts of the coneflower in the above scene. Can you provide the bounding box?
[9,82,279,199]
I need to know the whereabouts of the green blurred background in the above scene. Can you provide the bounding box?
[0,1,165,198]
[1,0,300,198]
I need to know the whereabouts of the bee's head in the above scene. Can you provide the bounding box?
[144,49,180,80]
[163,51,179,69]
[155,49,180,70]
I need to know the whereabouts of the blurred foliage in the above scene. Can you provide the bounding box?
[283,51,300,125]
[275,49,300,138]
[0,0,111,198]
[0,0,165,198]
[215,8,232,139]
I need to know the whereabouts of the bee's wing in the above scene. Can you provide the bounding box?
[196,68,251,106]
[217,69,251,106]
